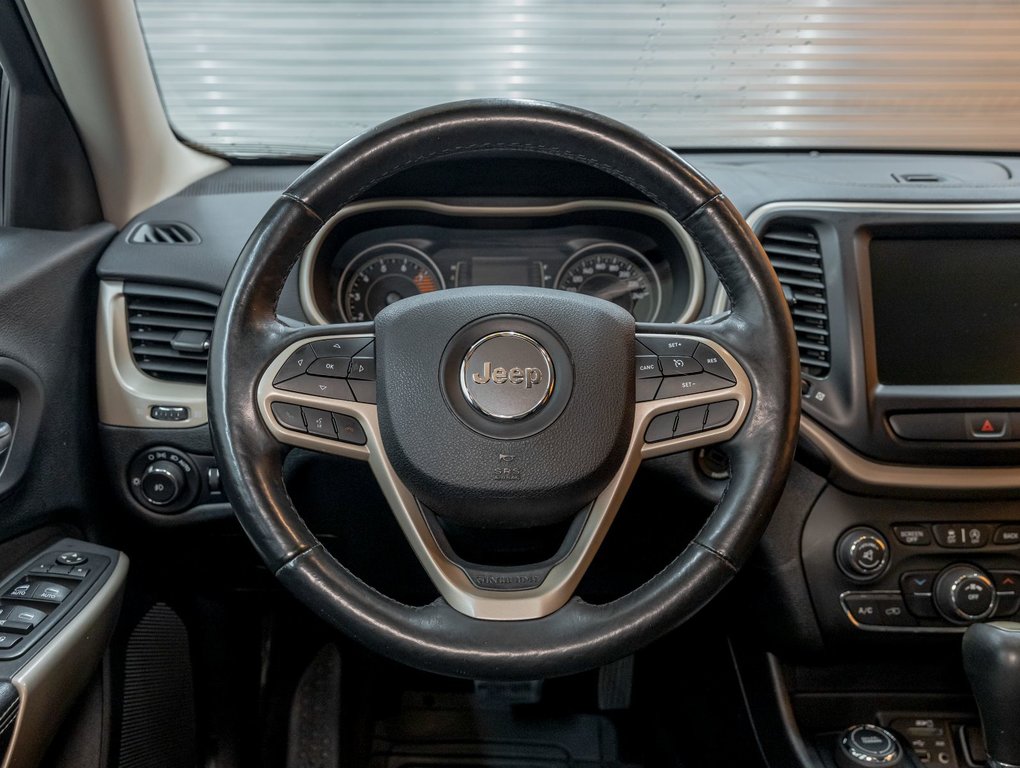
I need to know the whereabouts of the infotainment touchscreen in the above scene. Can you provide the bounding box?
[870,239,1020,386]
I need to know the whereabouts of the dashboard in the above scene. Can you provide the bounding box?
[297,199,704,325]
[92,152,1020,643]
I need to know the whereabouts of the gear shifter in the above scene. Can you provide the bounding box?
[963,621,1020,768]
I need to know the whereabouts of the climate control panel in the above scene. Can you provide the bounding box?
[802,486,1020,636]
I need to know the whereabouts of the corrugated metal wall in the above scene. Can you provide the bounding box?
[136,0,1020,157]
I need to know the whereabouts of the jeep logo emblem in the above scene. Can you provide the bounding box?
[460,332,554,420]
[471,362,543,388]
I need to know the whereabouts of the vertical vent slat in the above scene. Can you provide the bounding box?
[760,223,830,378]
[124,285,219,385]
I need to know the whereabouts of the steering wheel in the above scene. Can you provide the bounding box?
[209,100,798,680]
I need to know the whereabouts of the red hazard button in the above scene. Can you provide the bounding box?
[967,413,1009,439]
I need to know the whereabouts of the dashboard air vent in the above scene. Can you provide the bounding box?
[759,223,830,377]
[128,221,200,245]
[124,284,219,385]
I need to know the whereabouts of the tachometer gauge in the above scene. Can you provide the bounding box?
[339,243,444,322]
[554,243,662,321]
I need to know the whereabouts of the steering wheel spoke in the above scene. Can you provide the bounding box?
[257,327,376,460]
[634,325,752,459]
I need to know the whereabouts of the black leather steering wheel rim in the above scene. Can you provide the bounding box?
[209,99,798,679]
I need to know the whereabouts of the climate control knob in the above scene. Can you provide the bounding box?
[836,527,889,581]
[140,460,185,507]
[934,565,996,623]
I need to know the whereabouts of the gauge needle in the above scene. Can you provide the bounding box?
[590,282,635,302]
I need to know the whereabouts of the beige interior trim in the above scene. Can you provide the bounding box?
[257,333,750,620]
[97,280,209,428]
[802,417,1020,491]
[4,555,128,768]
[22,0,226,227]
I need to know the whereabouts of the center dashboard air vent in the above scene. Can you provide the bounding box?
[127,221,200,245]
[759,222,831,377]
[124,284,219,385]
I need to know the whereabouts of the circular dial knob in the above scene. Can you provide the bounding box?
[140,460,186,507]
[836,527,890,581]
[935,565,996,623]
[836,725,902,768]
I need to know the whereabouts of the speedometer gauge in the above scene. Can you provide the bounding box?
[554,243,662,322]
[339,243,444,322]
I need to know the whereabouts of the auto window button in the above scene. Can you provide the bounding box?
[30,582,71,603]
[5,606,45,625]
[0,621,34,635]
[0,635,21,650]
[5,583,32,600]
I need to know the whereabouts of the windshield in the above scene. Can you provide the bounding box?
[136,0,1020,159]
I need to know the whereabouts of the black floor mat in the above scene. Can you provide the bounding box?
[369,691,641,768]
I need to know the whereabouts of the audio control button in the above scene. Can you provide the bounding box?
[837,527,890,581]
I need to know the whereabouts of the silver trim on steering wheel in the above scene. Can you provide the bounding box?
[256,333,750,621]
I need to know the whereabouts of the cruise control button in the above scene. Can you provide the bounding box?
[704,400,738,430]
[636,334,697,357]
[674,405,708,437]
[349,379,377,404]
[348,357,376,381]
[994,525,1020,545]
[635,378,660,402]
[271,401,306,432]
[301,407,337,439]
[656,372,733,399]
[933,523,992,548]
[658,356,703,377]
[273,344,315,385]
[276,375,354,401]
[893,525,931,546]
[30,582,70,603]
[645,412,677,443]
[307,357,351,378]
[332,413,367,445]
[693,344,736,383]
[310,337,372,358]
[635,355,660,379]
